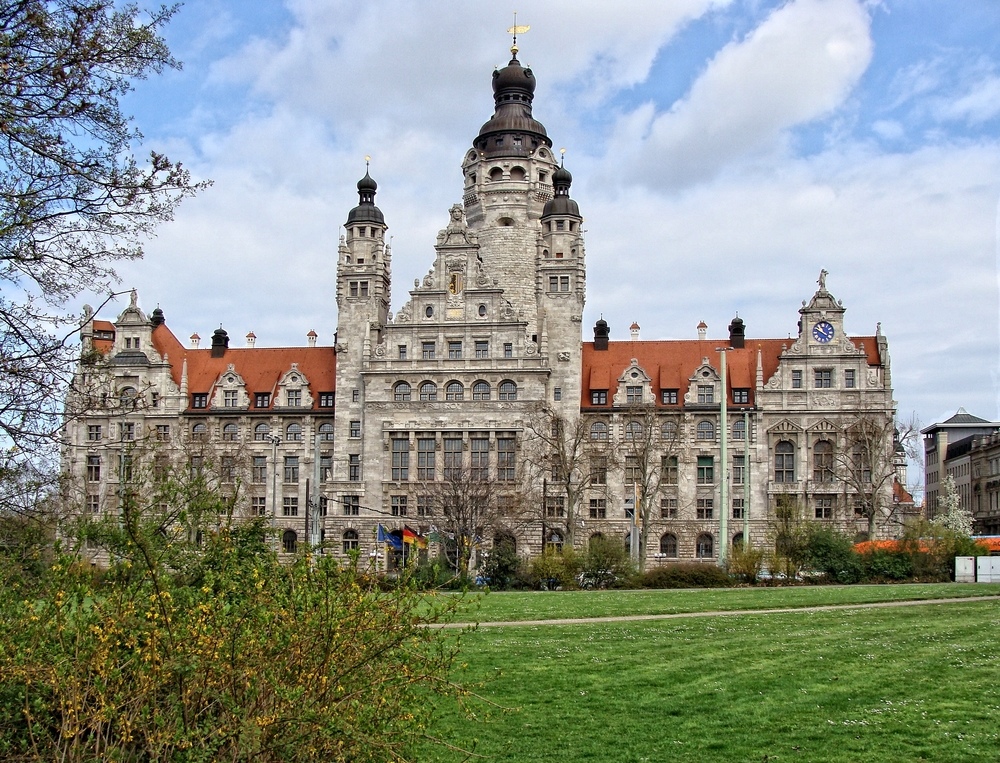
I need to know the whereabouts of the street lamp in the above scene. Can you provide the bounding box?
[716,348,729,567]
[266,434,281,546]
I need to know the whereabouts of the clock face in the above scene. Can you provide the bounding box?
[812,321,835,343]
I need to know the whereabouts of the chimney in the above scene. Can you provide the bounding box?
[307,329,318,348]
[594,318,610,351]
[728,315,745,349]
[190,333,200,349]
[630,321,640,341]
[697,321,707,340]
[210,327,229,358]
[245,331,256,348]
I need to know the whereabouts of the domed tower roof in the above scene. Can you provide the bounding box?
[474,47,552,158]
[542,161,581,218]
[346,169,385,225]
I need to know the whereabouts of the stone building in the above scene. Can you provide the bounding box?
[62,43,903,567]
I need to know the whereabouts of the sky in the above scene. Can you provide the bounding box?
[101,0,1000,448]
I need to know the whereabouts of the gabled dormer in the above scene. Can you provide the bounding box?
[684,359,721,408]
[212,365,249,410]
[275,364,313,410]
[613,358,653,406]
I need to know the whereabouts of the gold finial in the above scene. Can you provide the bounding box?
[560,147,566,166]
[364,154,371,170]
[508,11,530,56]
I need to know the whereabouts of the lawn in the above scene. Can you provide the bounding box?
[419,589,1000,762]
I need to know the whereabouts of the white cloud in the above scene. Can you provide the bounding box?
[935,74,1000,125]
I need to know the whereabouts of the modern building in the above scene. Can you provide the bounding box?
[62,42,905,567]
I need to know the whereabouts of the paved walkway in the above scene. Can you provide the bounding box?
[439,594,1000,629]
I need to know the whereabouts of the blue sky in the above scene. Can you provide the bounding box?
[104,0,1000,480]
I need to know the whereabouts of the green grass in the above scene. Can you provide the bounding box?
[449,582,1000,623]
[418,589,1000,762]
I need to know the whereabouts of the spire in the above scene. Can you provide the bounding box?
[347,157,385,226]
[542,148,581,219]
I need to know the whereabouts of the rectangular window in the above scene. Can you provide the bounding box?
[255,393,271,408]
[224,389,238,407]
[697,385,715,405]
[626,386,642,404]
[448,341,462,359]
[733,389,749,404]
[661,389,678,404]
[844,369,856,389]
[545,495,565,518]
[398,345,407,360]
[343,495,360,515]
[697,498,714,520]
[156,424,170,441]
[443,437,463,480]
[352,389,360,402]
[470,437,489,481]
[625,455,640,483]
[475,340,489,358]
[503,342,513,358]
[559,275,570,292]
[221,456,236,483]
[814,369,832,388]
[391,495,408,516]
[391,438,409,481]
[319,392,335,407]
[319,497,328,516]
[150,392,159,408]
[192,393,208,409]
[590,390,608,405]
[417,495,433,517]
[348,454,361,482]
[553,387,562,401]
[121,422,135,441]
[661,456,678,484]
[417,437,436,480]
[791,370,802,389]
[697,456,714,484]
[286,389,301,406]
[284,456,299,483]
[251,496,267,516]
[590,456,607,485]
[732,498,745,519]
[320,455,332,482]
[189,456,202,479]
[252,456,267,484]
[589,498,607,519]
[87,424,102,441]
[421,342,435,360]
[733,454,745,484]
[348,420,361,438]
[548,275,559,292]
[283,496,298,516]
[815,496,834,520]
[497,436,516,482]
[660,498,678,519]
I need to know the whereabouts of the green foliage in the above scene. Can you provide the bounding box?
[801,526,864,584]
[769,494,807,579]
[636,562,733,589]
[860,549,914,581]
[0,494,468,760]
[579,535,634,589]
[479,538,523,590]
[901,518,988,581]
[727,542,765,583]
[527,547,581,590]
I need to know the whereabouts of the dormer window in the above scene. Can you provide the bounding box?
[626,386,643,404]
[224,390,238,407]
[191,393,208,409]
[286,389,301,407]
[697,385,714,404]
[255,393,270,408]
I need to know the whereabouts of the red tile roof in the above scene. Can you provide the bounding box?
[91,320,116,354]
[581,336,881,409]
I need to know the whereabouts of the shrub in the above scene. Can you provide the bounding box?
[580,535,634,589]
[861,549,913,581]
[802,526,864,584]
[527,548,581,590]
[637,562,733,589]
[727,543,765,584]
[479,539,523,590]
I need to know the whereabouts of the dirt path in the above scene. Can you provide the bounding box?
[439,594,1000,629]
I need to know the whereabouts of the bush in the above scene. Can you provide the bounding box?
[727,543,765,584]
[802,526,864,584]
[527,548,581,590]
[479,538,523,590]
[637,562,733,589]
[861,549,913,581]
[579,536,634,589]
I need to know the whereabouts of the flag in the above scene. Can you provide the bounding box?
[377,524,402,549]
[402,526,427,548]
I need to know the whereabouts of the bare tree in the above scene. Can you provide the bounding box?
[835,412,901,539]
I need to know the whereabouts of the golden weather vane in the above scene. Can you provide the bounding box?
[508,11,530,56]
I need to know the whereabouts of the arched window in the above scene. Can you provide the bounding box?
[318,423,335,441]
[222,423,239,441]
[472,381,490,400]
[419,382,437,402]
[590,421,608,441]
[119,386,138,409]
[545,531,563,553]
[661,421,678,441]
[254,423,270,441]
[624,421,643,441]
[660,533,678,557]
[282,530,297,554]
[775,440,795,482]
[394,381,412,402]
[488,167,503,181]
[494,531,517,555]
[509,166,526,181]
[286,423,302,441]
[588,532,606,548]
[191,423,207,441]
[498,380,517,401]
[342,529,359,554]
[813,439,834,482]
[696,421,715,440]
[696,533,714,559]
[733,419,746,440]
[732,532,745,550]
[445,381,464,401]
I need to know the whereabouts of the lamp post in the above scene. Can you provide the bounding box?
[716,348,729,567]
[266,434,281,548]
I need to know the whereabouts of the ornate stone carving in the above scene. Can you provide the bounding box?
[557,351,570,362]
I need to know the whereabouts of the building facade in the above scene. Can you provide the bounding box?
[63,45,905,566]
